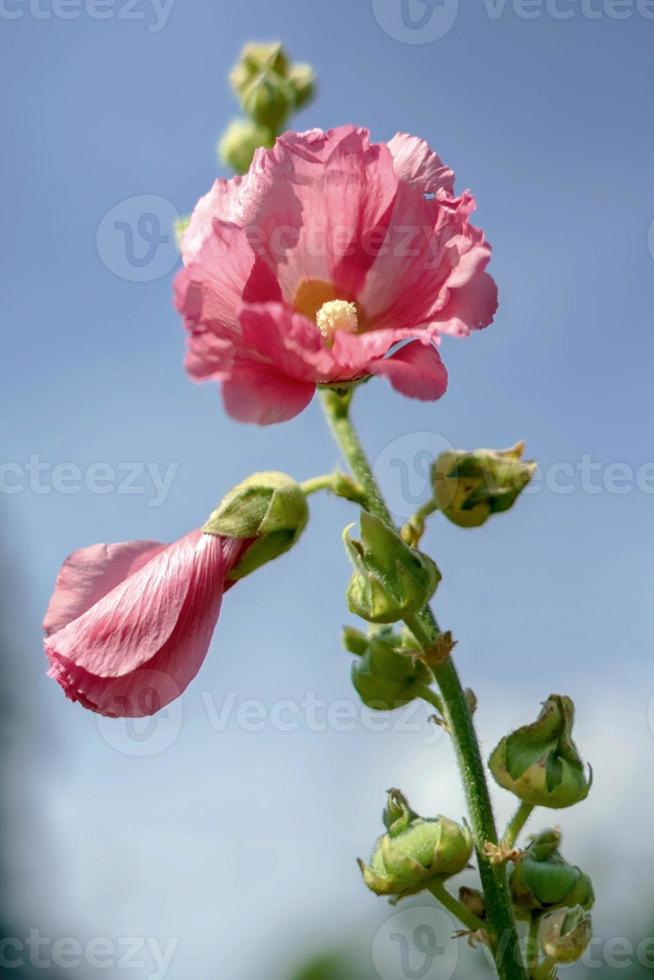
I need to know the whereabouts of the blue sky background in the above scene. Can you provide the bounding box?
[1,1,654,977]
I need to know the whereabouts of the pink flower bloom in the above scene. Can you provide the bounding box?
[174,126,497,425]
[43,530,247,717]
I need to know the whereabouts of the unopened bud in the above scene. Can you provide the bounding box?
[344,626,432,710]
[359,790,472,899]
[344,512,441,624]
[489,695,592,809]
[432,442,536,528]
[510,830,595,915]
[218,118,275,174]
[288,63,316,109]
[538,906,592,964]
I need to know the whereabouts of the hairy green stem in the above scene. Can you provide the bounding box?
[319,388,528,980]
[503,803,535,851]
[427,879,486,934]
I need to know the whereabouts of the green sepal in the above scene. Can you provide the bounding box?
[203,471,308,581]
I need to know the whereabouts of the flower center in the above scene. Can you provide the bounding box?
[315,299,359,341]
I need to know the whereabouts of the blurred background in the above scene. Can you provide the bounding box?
[1,0,653,976]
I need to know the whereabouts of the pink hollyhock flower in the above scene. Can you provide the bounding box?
[43,530,248,718]
[174,126,497,425]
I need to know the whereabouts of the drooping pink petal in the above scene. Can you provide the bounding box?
[387,133,455,197]
[369,340,448,401]
[45,532,242,717]
[222,361,316,425]
[43,539,166,637]
[180,175,247,263]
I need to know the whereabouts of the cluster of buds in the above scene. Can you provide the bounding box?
[489,695,592,809]
[510,829,595,917]
[220,42,316,172]
[344,513,440,625]
[358,790,472,899]
[343,625,432,711]
[203,470,309,581]
[432,442,536,529]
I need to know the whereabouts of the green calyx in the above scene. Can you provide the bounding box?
[343,625,432,711]
[358,790,472,899]
[203,471,308,581]
[432,442,536,529]
[538,905,593,965]
[343,512,441,625]
[510,830,595,916]
[489,694,592,809]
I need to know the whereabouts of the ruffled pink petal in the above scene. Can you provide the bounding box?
[180,175,246,264]
[387,133,455,197]
[249,126,399,301]
[43,539,166,637]
[432,268,498,336]
[45,532,241,717]
[358,181,456,332]
[222,362,316,425]
[239,302,335,379]
[369,340,448,401]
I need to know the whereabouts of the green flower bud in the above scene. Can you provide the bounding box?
[359,790,472,899]
[241,70,295,132]
[218,118,275,175]
[344,513,441,625]
[229,42,290,97]
[174,215,190,250]
[510,830,595,916]
[288,63,316,109]
[203,471,308,581]
[432,442,536,528]
[489,694,592,809]
[538,906,593,964]
[344,626,432,711]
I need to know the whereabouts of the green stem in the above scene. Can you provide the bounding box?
[503,803,535,851]
[301,474,338,496]
[403,498,439,545]
[319,388,528,980]
[427,879,486,934]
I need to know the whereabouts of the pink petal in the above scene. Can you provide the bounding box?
[432,269,498,337]
[180,176,246,264]
[222,361,316,425]
[387,133,455,197]
[45,532,239,717]
[250,126,399,301]
[369,340,448,401]
[43,539,166,637]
